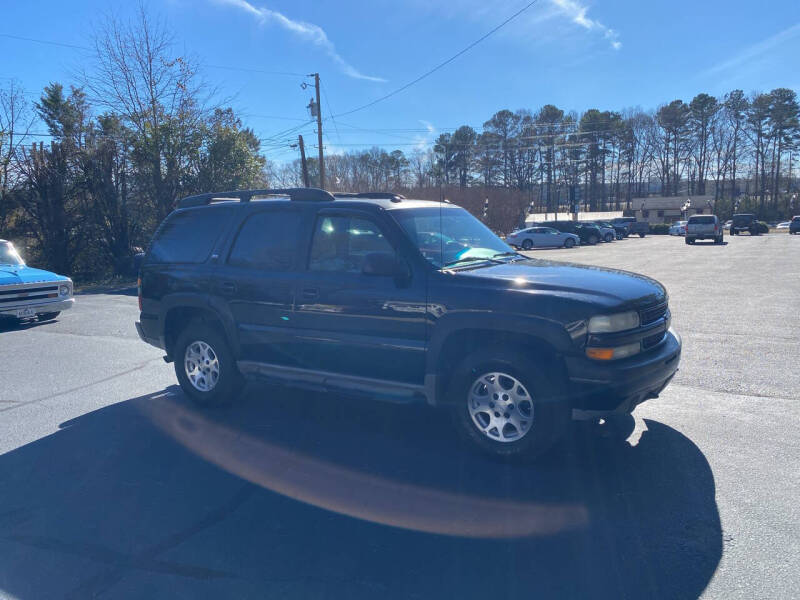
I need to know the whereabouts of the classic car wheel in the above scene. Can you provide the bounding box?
[449,348,569,461]
[174,321,243,406]
[36,312,61,321]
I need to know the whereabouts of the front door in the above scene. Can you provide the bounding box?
[292,210,427,385]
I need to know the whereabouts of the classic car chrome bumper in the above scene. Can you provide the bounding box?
[0,298,74,317]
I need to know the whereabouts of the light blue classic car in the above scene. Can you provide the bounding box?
[0,239,74,322]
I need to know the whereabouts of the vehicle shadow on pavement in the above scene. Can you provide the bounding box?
[0,385,722,599]
[0,317,57,334]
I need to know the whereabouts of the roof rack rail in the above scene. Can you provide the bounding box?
[178,187,334,209]
[333,191,405,203]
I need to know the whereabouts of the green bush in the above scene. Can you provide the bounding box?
[756,221,769,233]
[650,223,670,235]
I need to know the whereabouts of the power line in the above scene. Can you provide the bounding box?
[0,33,90,51]
[332,0,542,118]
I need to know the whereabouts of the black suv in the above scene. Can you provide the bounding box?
[730,213,759,235]
[136,188,681,459]
[540,221,603,245]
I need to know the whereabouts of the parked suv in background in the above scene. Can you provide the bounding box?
[136,188,681,460]
[790,216,800,235]
[685,215,723,244]
[730,213,759,235]
[611,217,649,238]
[540,220,602,245]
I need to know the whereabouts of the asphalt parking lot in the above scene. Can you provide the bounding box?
[1,234,798,599]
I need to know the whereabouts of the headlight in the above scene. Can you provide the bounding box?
[59,284,71,297]
[587,310,639,333]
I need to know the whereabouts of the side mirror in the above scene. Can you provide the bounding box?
[362,252,408,280]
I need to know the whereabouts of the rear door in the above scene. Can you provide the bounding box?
[292,209,428,385]
[215,206,309,365]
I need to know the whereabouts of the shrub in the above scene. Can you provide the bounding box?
[650,223,670,235]
[756,221,769,233]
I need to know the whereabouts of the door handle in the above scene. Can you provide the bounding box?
[219,281,237,295]
[301,287,319,300]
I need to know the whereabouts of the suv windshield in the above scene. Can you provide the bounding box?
[0,242,24,266]
[391,206,514,268]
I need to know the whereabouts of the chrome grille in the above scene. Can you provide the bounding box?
[0,284,59,304]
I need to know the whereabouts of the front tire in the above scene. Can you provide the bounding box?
[448,348,569,461]
[638,232,646,238]
[564,237,575,248]
[587,234,599,245]
[174,321,243,406]
[604,233,614,243]
[521,239,533,250]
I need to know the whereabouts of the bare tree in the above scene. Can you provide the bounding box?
[84,4,210,220]
[0,82,35,227]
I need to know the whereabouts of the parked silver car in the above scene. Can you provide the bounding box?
[506,226,580,249]
[669,221,687,236]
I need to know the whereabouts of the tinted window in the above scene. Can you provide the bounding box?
[689,216,715,224]
[309,215,394,273]
[148,207,232,264]
[228,210,304,271]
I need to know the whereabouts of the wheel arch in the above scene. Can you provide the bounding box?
[428,321,570,406]
[163,299,233,361]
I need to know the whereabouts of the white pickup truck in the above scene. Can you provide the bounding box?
[685,215,723,245]
[0,239,74,322]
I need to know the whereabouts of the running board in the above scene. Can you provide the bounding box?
[237,361,428,404]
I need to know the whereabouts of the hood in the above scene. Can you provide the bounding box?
[0,264,69,287]
[454,258,666,308]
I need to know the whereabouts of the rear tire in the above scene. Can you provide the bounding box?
[604,233,614,243]
[448,347,569,461]
[522,239,533,250]
[564,237,575,248]
[174,320,243,407]
[638,232,646,238]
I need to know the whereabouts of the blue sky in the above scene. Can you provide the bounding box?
[3,0,799,163]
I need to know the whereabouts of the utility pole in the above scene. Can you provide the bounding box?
[312,73,325,190]
[298,134,310,188]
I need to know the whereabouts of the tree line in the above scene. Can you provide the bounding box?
[1,6,798,278]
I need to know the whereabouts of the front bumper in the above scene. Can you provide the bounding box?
[0,298,74,317]
[566,328,681,418]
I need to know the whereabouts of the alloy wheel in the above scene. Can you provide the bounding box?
[467,372,534,443]
[184,340,220,392]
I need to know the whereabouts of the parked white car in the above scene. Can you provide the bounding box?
[669,221,687,236]
[506,226,580,249]
[776,221,790,229]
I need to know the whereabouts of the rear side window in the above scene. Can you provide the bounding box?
[148,208,232,264]
[689,216,715,224]
[228,210,304,271]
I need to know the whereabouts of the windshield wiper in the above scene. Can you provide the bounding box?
[491,251,522,261]
[442,255,503,268]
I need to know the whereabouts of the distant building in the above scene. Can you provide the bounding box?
[525,210,623,225]
[631,196,715,224]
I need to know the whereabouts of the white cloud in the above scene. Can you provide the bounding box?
[210,0,386,82]
[548,0,621,50]
[703,22,800,76]
[413,120,436,151]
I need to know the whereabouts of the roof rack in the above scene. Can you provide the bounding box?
[178,187,335,209]
[333,191,405,203]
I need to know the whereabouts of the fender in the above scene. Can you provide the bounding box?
[160,293,240,360]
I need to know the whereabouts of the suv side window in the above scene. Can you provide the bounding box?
[228,209,303,271]
[309,214,394,273]
[148,207,232,264]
